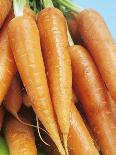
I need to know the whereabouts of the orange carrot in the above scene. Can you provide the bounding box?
[8,15,65,155]
[37,8,72,153]
[70,45,116,155]
[0,106,5,130]
[4,114,37,155]
[0,0,12,28]
[77,9,116,103]
[4,74,22,117]
[22,91,31,108]
[44,104,99,155]
[0,10,17,105]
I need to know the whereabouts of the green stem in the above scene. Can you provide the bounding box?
[41,0,54,8]
[55,0,83,13]
[13,0,28,17]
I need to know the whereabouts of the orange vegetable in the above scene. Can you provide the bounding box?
[5,114,37,155]
[8,16,65,155]
[77,9,116,103]
[70,45,116,155]
[0,0,12,28]
[37,8,72,152]
[0,10,16,105]
[22,91,31,108]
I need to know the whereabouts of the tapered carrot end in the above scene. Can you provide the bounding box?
[63,134,69,155]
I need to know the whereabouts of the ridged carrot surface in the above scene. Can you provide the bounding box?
[78,9,116,103]
[8,16,65,155]
[0,0,12,28]
[70,45,116,155]
[0,10,16,105]
[5,115,37,155]
[37,8,72,151]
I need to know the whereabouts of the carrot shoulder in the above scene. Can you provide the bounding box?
[70,45,116,155]
[0,10,16,105]
[0,0,12,28]
[37,8,72,151]
[4,114,37,155]
[8,16,65,155]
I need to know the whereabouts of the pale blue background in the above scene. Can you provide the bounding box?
[74,0,116,40]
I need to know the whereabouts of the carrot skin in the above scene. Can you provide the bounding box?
[0,0,12,28]
[70,45,116,155]
[37,8,72,149]
[4,74,22,115]
[0,106,5,130]
[8,16,65,155]
[4,114,37,155]
[78,9,116,102]
[0,10,17,105]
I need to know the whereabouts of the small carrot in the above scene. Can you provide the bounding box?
[23,6,36,21]
[4,114,37,155]
[37,4,72,153]
[0,0,12,28]
[8,1,65,154]
[22,91,31,108]
[70,45,116,155]
[4,74,22,118]
[0,106,5,130]
[0,10,17,105]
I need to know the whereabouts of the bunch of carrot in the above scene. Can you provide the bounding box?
[0,0,116,155]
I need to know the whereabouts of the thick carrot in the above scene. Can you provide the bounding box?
[70,45,116,155]
[4,114,37,155]
[22,91,31,108]
[0,0,12,28]
[0,10,17,105]
[37,8,72,152]
[8,16,65,155]
[76,9,116,103]
[4,74,22,117]
[107,92,116,124]
[0,106,5,130]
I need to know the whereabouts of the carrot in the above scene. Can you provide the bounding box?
[56,0,116,103]
[0,106,5,130]
[37,6,72,153]
[44,104,99,155]
[4,74,22,118]
[0,0,12,28]
[22,91,31,108]
[8,2,65,154]
[70,45,116,155]
[4,114,37,155]
[0,10,17,105]
[107,91,116,124]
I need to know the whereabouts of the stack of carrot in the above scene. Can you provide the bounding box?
[0,0,116,155]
